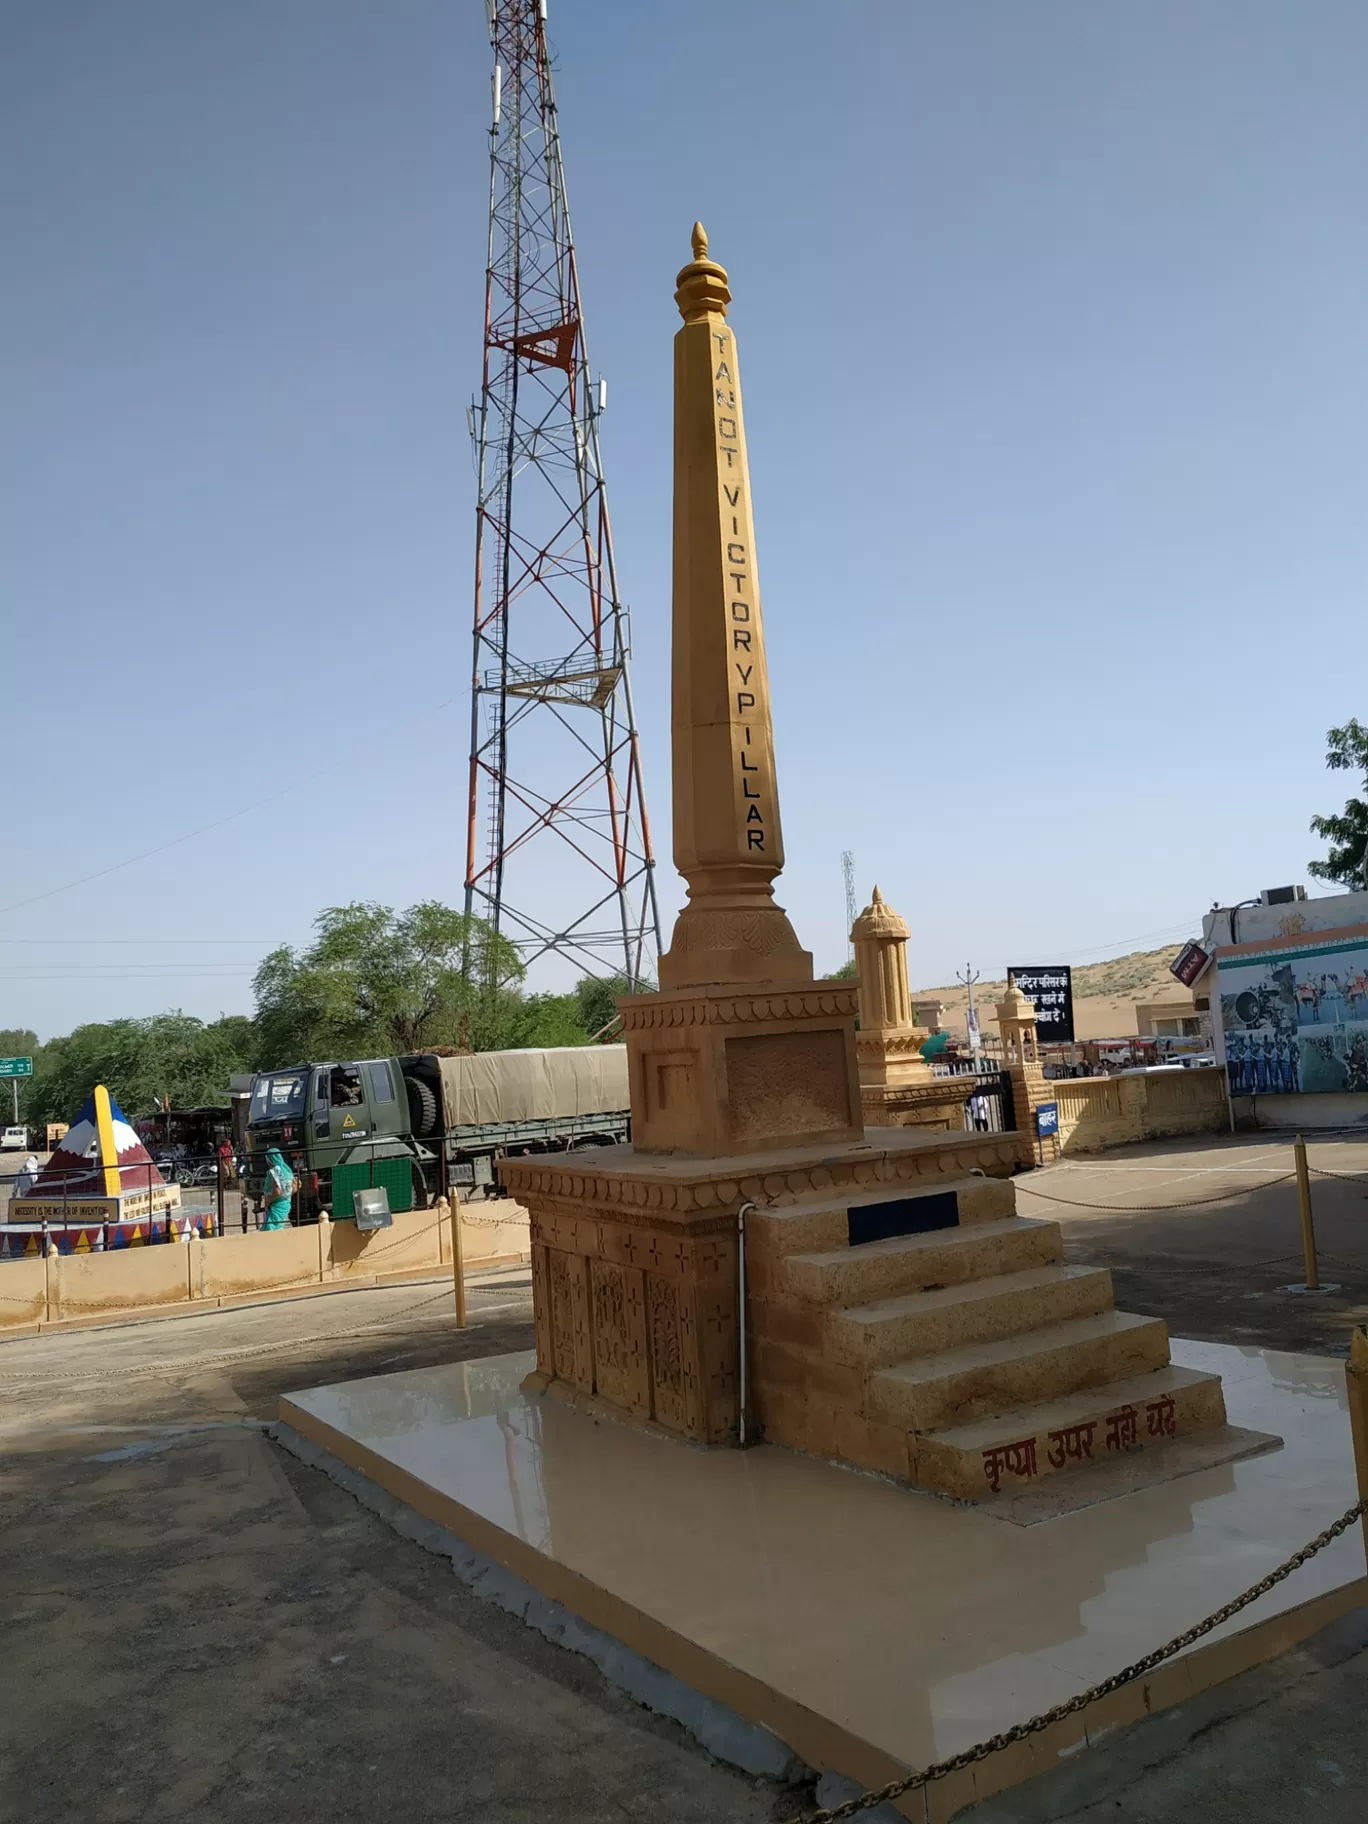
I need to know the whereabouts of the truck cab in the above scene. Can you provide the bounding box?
[245,1059,432,1219]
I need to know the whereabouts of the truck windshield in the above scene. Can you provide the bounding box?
[249,1071,308,1124]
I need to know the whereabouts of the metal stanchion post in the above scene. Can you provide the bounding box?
[1347,1326,1368,1571]
[1295,1133,1320,1290]
[447,1194,467,1329]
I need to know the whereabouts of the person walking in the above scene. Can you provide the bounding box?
[260,1147,296,1230]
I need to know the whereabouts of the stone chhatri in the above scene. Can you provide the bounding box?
[851,886,932,1089]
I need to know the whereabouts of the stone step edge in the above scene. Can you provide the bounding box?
[921,1362,1220,1452]
[870,1307,1168,1392]
[834,1262,1111,1328]
[785,1214,1058,1272]
[747,1174,1015,1223]
[867,1311,1173,1434]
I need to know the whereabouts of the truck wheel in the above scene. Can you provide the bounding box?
[406,1077,439,1138]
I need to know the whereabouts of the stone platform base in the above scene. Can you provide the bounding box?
[278,1340,1365,1821]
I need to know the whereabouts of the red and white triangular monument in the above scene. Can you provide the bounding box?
[10,1085,181,1224]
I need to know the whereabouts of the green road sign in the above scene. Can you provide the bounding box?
[0,1058,34,1077]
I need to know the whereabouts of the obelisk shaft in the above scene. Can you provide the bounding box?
[659,225,811,990]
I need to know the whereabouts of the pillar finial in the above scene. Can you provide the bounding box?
[675,220,731,323]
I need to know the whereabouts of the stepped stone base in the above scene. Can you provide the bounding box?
[499,1126,1020,1446]
[745,1152,1266,1504]
[501,1122,1267,1507]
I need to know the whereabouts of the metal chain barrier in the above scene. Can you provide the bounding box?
[0,1286,478,1390]
[802,1495,1368,1823]
[1015,1174,1296,1212]
[458,1202,528,1228]
[1310,1165,1368,1186]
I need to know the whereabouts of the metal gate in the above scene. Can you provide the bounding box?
[939,1065,1016,1136]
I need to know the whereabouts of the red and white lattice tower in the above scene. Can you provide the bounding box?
[465,0,661,990]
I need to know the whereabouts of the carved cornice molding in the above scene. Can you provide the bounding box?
[856,1030,930,1058]
[860,1080,976,1108]
[500,1132,1019,1219]
[619,982,858,1031]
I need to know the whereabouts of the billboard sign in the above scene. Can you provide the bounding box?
[1217,933,1368,1094]
[1170,941,1210,988]
[1009,966,1075,1043]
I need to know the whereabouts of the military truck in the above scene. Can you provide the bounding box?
[244,1046,630,1220]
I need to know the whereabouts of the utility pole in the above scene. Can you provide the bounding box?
[465,0,661,992]
[956,963,982,1060]
[841,851,857,963]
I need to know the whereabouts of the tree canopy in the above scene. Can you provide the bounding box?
[22,1014,259,1133]
[250,901,633,1067]
[12,902,640,1128]
[1309,719,1368,892]
[251,901,531,1064]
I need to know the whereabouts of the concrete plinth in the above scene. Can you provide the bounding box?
[279,1338,1364,1820]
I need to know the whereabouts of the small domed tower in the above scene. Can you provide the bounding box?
[995,974,1039,1068]
[995,974,1060,1160]
[850,887,931,1090]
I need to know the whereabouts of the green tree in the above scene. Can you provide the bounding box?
[823,960,858,980]
[252,901,528,1065]
[24,1014,258,1130]
[1309,719,1368,891]
[571,973,653,1040]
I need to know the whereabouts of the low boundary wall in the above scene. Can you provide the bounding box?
[1050,1068,1229,1155]
[0,1199,530,1336]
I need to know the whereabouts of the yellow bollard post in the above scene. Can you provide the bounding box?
[452,1196,468,1329]
[1347,1326,1368,1570]
[1294,1133,1320,1291]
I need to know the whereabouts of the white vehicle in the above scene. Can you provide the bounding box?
[1,1125,29,1151]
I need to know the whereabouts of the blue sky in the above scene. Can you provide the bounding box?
[3,0,1367,1039]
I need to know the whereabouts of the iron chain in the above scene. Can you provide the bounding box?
[1016,1174,1296,1213]
[803,1496,1368,1823]
[0,1287,462,1388]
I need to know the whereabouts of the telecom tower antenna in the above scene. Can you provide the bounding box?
[465,0,661,989]
[841,851,857,963]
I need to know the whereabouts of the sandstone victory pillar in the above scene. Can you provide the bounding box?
[661,223,809,991]
[621,228,861,1155]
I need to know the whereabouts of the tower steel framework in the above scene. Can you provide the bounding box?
[465,0,660,991]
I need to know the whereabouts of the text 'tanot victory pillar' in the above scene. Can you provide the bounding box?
[659,224,812,990]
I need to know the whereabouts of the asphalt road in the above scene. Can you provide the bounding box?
[1025,1132,1368,1357]
[0,1270,787,1824]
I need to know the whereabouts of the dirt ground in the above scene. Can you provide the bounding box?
[2,1132,1367,1822]
[0,1269,786,1823]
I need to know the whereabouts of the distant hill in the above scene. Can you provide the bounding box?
[912,945,1191,1043]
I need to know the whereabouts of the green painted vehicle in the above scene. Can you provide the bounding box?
[244,1046,631,1221]
[244,1059,435,1221]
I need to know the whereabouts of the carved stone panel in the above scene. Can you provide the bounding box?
[725,1029,852,1143]
[531,1244,554,1377]
[547,1248,577,1383]
[647,1272,687,1431]
[591,1259,649,1417]
[569,1249,595,1392]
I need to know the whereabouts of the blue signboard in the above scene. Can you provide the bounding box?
[1035,1101,1060,1138]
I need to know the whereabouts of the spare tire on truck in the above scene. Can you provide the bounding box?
[405,1077,439,1139]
